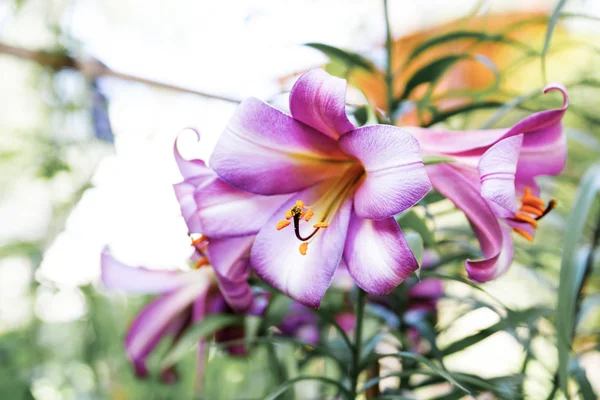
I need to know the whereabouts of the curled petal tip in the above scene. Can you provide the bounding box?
[173,128,207,178]
[542,83,569,110]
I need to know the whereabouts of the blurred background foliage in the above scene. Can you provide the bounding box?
[0,0,599,399]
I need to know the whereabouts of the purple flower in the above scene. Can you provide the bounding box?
[209,68,432,308]
[101,248,264,381]
[408,84,568,282]
[172,130,289,311]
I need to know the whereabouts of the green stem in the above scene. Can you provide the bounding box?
[351,288,367,398]
[383,0,394,121]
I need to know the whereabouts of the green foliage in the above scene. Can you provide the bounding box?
[305,43,376,73]
[556,164,600,398]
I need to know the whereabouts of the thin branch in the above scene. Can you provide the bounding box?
[0,41,242,103]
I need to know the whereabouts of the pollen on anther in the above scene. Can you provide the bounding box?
[285,210,293,220]
[313,222,328,228]
[276,220,291,230]
[295,200,305,208]
[519,205,544,217]
[304,209,314,222]
[514,213,538,229]
[299,242,309,255]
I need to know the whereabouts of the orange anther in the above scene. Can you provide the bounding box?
[304,209,314,222]
[522,197,545,209]
[194,257,210,269]
[514,213,538,229]
[276,220,291,230]
[299,242,309,255]
[191,235,208,247]
[295,200,305,208]
[519,205,544,217]
[313,222,329,228]
[513,227,534,242]
[285,210,293,220]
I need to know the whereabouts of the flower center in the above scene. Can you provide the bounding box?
[275,164,364,255]
[511,187,557,242]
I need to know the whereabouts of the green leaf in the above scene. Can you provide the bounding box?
[441,307,551,357]
[404,231,425,278]
[481,89,542,129]
[263,376,353,400]
[398,210,435,246]
[401,54,499,100]
[572,364,597,400]
[402,55,468,99]
[541,0,568,82]
[160,314,243,369]
[305,43,376,72]
[407,31,534,62]
[557,163,600,397]
[361,352,470,395]
[259,293,293,331]
[423,101,505,127]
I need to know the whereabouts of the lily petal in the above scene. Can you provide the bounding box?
[428,164,513,282]
[466,224,514,282]
[206,236,255,312]
[338,125,431,220]
[344,211,419,294]
[408,84,568,164]
[193,177,291,237]
[478,135,524,218]
[210,98,350,195]
[126,273,210,377]
[174,129,214,180]
[173,180,205,234]
[289,68,355,139]
[101,249,187,294]
[251,182,352,308]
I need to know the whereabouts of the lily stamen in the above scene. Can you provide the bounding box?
[276,220,291,230]
[299,242,309,256]
[513,228,534,242]
[519,205,544,217]
[194,256,210,269]
[514,213,538,229]
[304,209,314,222]
[191,234,209,247]
[511,187,557,241]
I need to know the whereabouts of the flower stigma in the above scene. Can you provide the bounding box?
[275,200,330,256]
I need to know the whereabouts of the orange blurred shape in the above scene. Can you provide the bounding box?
[351,12,557,125]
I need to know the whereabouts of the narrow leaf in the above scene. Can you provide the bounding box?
[398,210,436,246]
[305,43,376,72]
[556,164,600,396]
[541,0,568,82]
[160,314,242,368]
[407,31,534,62]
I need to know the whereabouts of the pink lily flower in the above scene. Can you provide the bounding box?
[172,130,290,311]
[100,248,265,382]
[407,84,568,282]
[209,68,432,308]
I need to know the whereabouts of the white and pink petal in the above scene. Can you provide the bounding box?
[339,125,431,220]
[343,212,419,294]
